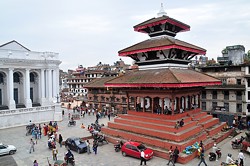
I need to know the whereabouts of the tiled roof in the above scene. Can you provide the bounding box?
[134,15,190,30]
[85,77,117,88]
[105,68,221,88]
[118,36,206,56]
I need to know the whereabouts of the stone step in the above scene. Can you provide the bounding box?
[118,114,192,126]
[201,118,220,129]
[114,118,197,133]
[102,126,207,152]
[206,122,227,137]
[127,109,201,120]
[107,121,202,142]
[198,114,213,123]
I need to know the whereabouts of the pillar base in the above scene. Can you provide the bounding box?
[40,98,49,106]
[8,99,16,110]
[25,99,32,108]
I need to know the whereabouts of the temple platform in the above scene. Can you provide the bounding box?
[101,109,232,164]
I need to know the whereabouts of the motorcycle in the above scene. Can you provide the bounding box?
[64,156,75,166]
[221,160,238,166]
[94,134,108,146]
[68,120,76,127]
[114,140,123,152]
[231,136,244,149]
[208,149,221,161]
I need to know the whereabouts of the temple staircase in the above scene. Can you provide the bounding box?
[101,109,232,164]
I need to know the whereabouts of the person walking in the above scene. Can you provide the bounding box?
[108,112,111,121]
[58,134,63,148]
[86,140,91,154]
[93,141,98,155]
[29,138,35,153]
[238,150,246,166]
[167,146,175,166]
[140,150,147,165]
[198,150,207,166]
[33,160,38,166]
[52,146,58,161]
[173,146,179,163]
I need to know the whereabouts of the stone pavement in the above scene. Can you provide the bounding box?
[0,109,249,166]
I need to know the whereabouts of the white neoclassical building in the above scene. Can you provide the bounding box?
[0,40,62,129]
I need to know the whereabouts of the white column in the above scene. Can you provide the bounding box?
[8,68,15,109]
[40,69,47,105]
[25,69,32,108]
[52,69,57,101]
[48,69,53,102]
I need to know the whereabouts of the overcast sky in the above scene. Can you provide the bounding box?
[1,0,250,71]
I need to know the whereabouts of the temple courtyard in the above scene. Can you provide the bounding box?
[0,109,249,166]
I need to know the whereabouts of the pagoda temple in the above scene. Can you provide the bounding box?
[91,4,233,164]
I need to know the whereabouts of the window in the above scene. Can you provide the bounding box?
[125,144,132,149]
[212,102,217,109]
[222,78,227,85]
[122,97,127,103]
[224,103,229,112]
[224,91,229,100]
[237,79,241,85]
[236,91,242,100]
[248,91,250,100]
[0,73,4,84]
[202,102,206,111]
[131,146,139,152]
[13,73,20,83]
[237,104,242,112]
[248,79,250,87]
[212,91,217,99]
[202,91,206,99]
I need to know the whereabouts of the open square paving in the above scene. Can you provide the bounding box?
[0,109,249,166]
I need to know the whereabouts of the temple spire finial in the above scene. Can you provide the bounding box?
[157,3,167,17]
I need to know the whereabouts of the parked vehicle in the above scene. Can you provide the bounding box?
[208,148,221,161]
[121,141,153,160]
[93,134,108,146]
[231,136,244,149]
[114,140,123,152]
[0,143,17,156]
[25,124,35,136]
[68,120,76,127]
[64,137,87,154]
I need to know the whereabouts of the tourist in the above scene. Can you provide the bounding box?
[238,150,245,166]
[86,140,91,154]
[108,112,111,121]
[164,106,169,115]
[33,160,38,166]
[140,150,147,165]
[92,109,95,116]
[58,134,63,148]
[173,146,179,163]
[167,146,175,166]
[29,138,35,153]
[93,141,98,155]
[52,146,58,161]
[197,149,207,166]
[175,121,180,129]
[180,119,184,127]
[81,123,85,129]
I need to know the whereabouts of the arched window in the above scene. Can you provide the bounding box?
[13,73,20,83]
[30,73,35,82]
[0,73,4,84]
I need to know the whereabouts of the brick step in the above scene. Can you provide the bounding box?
[102,127,207,152]
[198,115,213,123]
[114,118,197,133]
[118,114,192,126]
[212,128,233,143]
[201,118,220,129]
[206,122,226,137]
[128,109,203,120]
[107,122,202,142]
[192,112,208,120]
